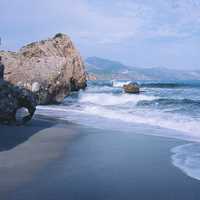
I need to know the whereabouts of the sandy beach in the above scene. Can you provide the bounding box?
[0,116,200,200]
[0,117,81,199]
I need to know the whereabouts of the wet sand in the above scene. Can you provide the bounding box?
[0,118,81,199]
[0,118,200,200]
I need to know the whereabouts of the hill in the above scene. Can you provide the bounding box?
[86,57,200,81]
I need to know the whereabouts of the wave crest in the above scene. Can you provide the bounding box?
[79,93,157,106]
[112,80,132,88]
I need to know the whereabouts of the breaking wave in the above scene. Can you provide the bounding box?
[79,93,157,106]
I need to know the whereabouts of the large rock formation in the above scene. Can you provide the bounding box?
[0,33,87,104]
[0,80,37,124]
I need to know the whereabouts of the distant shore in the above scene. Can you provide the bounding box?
[1,116,200,200]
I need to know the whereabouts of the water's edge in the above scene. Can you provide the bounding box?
[36,80,200,181]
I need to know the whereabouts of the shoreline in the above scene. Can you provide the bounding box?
[1,116,200,199]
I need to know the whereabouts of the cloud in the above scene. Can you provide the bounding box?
[68,0,200,44]
[1,0,200,69]
[1,0,200,47]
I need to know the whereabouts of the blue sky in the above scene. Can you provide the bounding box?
[1,0,200,70]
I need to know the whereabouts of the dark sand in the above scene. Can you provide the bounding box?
[0,117,81,199]
[0,117,200,200]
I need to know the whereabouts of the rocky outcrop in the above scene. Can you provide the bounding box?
[0,80,37,124]
[0,33,87,104]
[123,83,140,94]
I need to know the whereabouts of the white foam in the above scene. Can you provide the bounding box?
[171,143,200,181]
[112,80,131,88]
[79,93,157,106]
[79,105,200,139]
[37,103,200,142]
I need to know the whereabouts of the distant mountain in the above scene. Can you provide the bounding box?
[85,57,200,81]
[85,57,126,74]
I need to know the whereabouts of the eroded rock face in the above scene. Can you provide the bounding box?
[0,80,37,124]
[123,83,140,94]
[0,33,87,104]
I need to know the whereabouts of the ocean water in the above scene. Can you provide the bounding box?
[36,80,200,181]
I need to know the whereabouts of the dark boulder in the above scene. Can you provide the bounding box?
[0,63,4,80]
[0,80,37,125]
[123,83,140,94]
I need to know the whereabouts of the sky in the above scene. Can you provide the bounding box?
[1,0,200,70]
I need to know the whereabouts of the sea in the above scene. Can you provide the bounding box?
[36,79,200,181]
